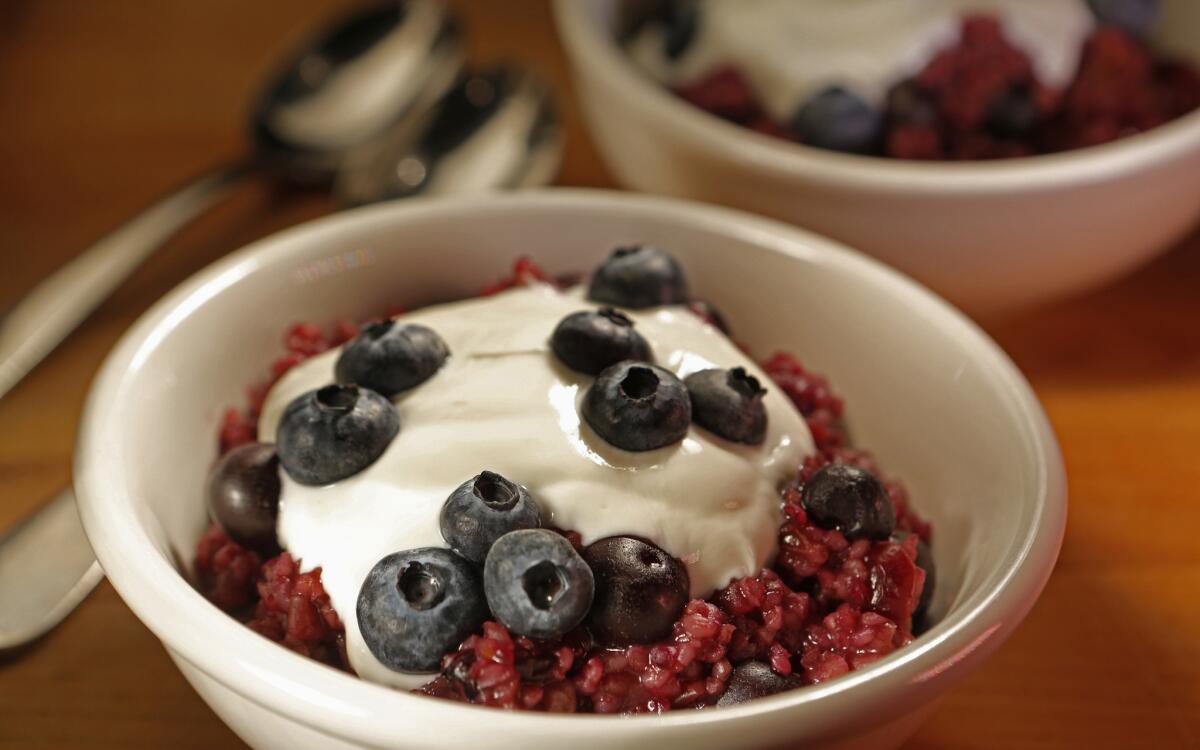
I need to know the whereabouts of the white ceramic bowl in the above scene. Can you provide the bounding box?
[75,191,1065,750]
[553,0,1200,314]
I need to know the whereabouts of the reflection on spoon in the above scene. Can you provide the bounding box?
[335,66,563,203]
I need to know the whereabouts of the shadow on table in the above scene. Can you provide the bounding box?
[984,231,1200,387]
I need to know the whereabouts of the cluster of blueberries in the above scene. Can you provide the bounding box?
[203,244,931,677]
[562,246,770,451]
[205,244,772,673]
[269,244,774,491]
[339,245,774,672]
[359,472,691,672]
[655,0,1162,155]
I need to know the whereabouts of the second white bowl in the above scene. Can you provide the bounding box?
[554,0,1200,314]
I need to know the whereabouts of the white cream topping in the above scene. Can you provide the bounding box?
[629,0,1095,120]
[258,284,812,688]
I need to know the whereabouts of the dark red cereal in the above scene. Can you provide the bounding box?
[675,66,762,126]
[246,551,347,668]
[196,260,933,712]
[217,408,257,456]
[762,351,846,453]
[717,570,811,667]
[328,319,361,347]
[421,621,582,711]
[195,524,347,668]
[479,256,557,296]
[284,322,328,357]
[800,604,910,684]
[195,523,261,612]
[575,600,736,713]
[667,14,1200,160]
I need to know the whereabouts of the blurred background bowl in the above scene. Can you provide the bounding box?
[554,0,1200,315]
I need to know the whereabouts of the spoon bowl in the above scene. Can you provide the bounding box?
[335,66,563,204]
[254,0,464,184]
[0,0,466,407]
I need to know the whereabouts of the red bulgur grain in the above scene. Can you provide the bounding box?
[197,257,932,712]
[668,14,1200,160]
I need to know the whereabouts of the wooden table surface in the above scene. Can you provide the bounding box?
[1,2,1197,748]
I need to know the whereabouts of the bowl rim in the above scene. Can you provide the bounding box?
[74,190,1066,745]
[552,0,1200,194]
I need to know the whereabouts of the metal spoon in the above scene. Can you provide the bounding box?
[0,0,462,651]
[0,490,100,652]
[0,65,562,652]
[336,66,562,203]
[0,0,463,405]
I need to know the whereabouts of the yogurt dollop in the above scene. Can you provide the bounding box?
[258,284,813,687]
[629,0,1095,119]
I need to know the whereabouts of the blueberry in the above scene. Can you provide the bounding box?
[801,464,896,541]
[483,529,594,639]
[551,308,652,375]
[716,661,802,707]
[1087,0,1161,37]
[206,442,281,554]
[439,471,543,564]
[586,245,689,309]
[662,1,699,60]
[357,547,488,673]
[684,367,768,445]
[582,536,689,646]
[276,384,399,485]
[685,299,731,335]
[335,320,449,397]
[582,361,691,451]
[792,86,882,155]
[892,531,936,624]
[985,82,1039,139]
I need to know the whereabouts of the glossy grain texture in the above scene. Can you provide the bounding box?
[0,1,1196,749]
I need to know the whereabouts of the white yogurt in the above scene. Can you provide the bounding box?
[628,0,1095,120]
[258,284,813,688]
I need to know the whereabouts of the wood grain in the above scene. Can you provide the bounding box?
[0,2,1197,748]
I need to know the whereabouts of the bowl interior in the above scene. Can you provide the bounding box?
[589,0,1200,138]
[78,192,1061,744]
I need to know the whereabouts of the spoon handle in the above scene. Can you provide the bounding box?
[0,488,102,650]
[0,161,254,402]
